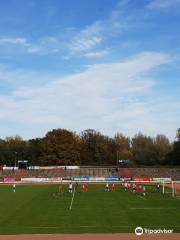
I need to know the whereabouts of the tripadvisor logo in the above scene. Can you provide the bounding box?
[135,226,173,235]
[135,226,143,236]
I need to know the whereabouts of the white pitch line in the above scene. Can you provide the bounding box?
[31,225,135,229]
[31,226,59,229]
[80,226,96,228]
[137,195,146,200]
[69,187,76,210]
[31,225,180,228]
[131,207,176,210]
[79,225,133,228]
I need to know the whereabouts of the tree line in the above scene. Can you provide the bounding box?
[0,128,179,166]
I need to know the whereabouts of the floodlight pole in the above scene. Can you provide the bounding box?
[116,150,119,166]
[172,181,175,198]
[14,152,18,168]
[162,181,165,194]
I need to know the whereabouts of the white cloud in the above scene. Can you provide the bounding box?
[69,22,103,53]
[70,36,102,52]
[148,0,180,9]
[0,51,176,139]
[68,1,129,54]
[0,65,60,87]
[0,2,130,57]
[0,36,62,55]
[0,37,29,46]
[27,46,42,53]
[84,50,109,58]
[26,36,61,55]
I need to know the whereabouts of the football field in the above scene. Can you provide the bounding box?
[0,184,180,234]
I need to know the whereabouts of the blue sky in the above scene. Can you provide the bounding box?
[0,0,180,140]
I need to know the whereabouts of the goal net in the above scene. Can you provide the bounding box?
[162,181,180,197]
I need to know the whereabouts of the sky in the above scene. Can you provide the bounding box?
[0,0,180,140]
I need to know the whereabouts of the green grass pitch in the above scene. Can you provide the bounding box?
[0,184,180,234]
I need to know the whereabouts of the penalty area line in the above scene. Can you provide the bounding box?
[69,187,76,210]
[137,195,146,200]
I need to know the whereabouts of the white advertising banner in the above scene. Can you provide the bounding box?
[21,177,62,182]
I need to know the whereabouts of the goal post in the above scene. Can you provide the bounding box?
[162,180,165,194]
[162,181,180,197]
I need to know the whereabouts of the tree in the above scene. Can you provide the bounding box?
[114,133,132,161]
[40,129,81,165]
[167,129,180,165]
[80,129,102,165]
[0,135,28,166]
[80,129,117,165]
[131,133,156,165]
[26,138,43,165]
[0,128,175,166]
[0,139,6,165]
[154,134,172,165]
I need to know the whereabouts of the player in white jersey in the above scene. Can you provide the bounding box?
[124,182,128,191]
[69,182,73,193]
[142,185,146,196]
[13,183,16,193]
[105,183,110,192]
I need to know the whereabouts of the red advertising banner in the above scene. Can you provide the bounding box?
[3,178,15,182]
[132,177,152,181]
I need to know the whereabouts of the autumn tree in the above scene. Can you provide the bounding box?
[167,129,180,165]
[0,139,7,165]
[131,133,156,165]
[154,134,172,165]
[114,133,132,162]
[0,135,28,166]
[26,138,43,165]
[0,128,175,166]
[80,129,117,165]
[40,129,81,165]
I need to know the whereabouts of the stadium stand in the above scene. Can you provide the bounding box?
[0,167,180,180]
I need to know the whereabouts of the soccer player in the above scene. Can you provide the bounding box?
[132,183,136,193]
[69,182,73,193]
[13,183,16,193]
[85,182,89,191]
[59,184,64,193]
[111,183,115,191]
[105,183,110,192]
[81,184,85,192]
[138,184,143,193]
[124,182,128,191]
[142,185,146,196]
[127,183,132,191]
[156,184,160,193]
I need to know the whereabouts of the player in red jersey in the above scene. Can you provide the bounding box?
[111,183,115,191]
[138,184,143,193]
[81,184,86,192]
[85,182,89,191]
[58,184,64,193]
